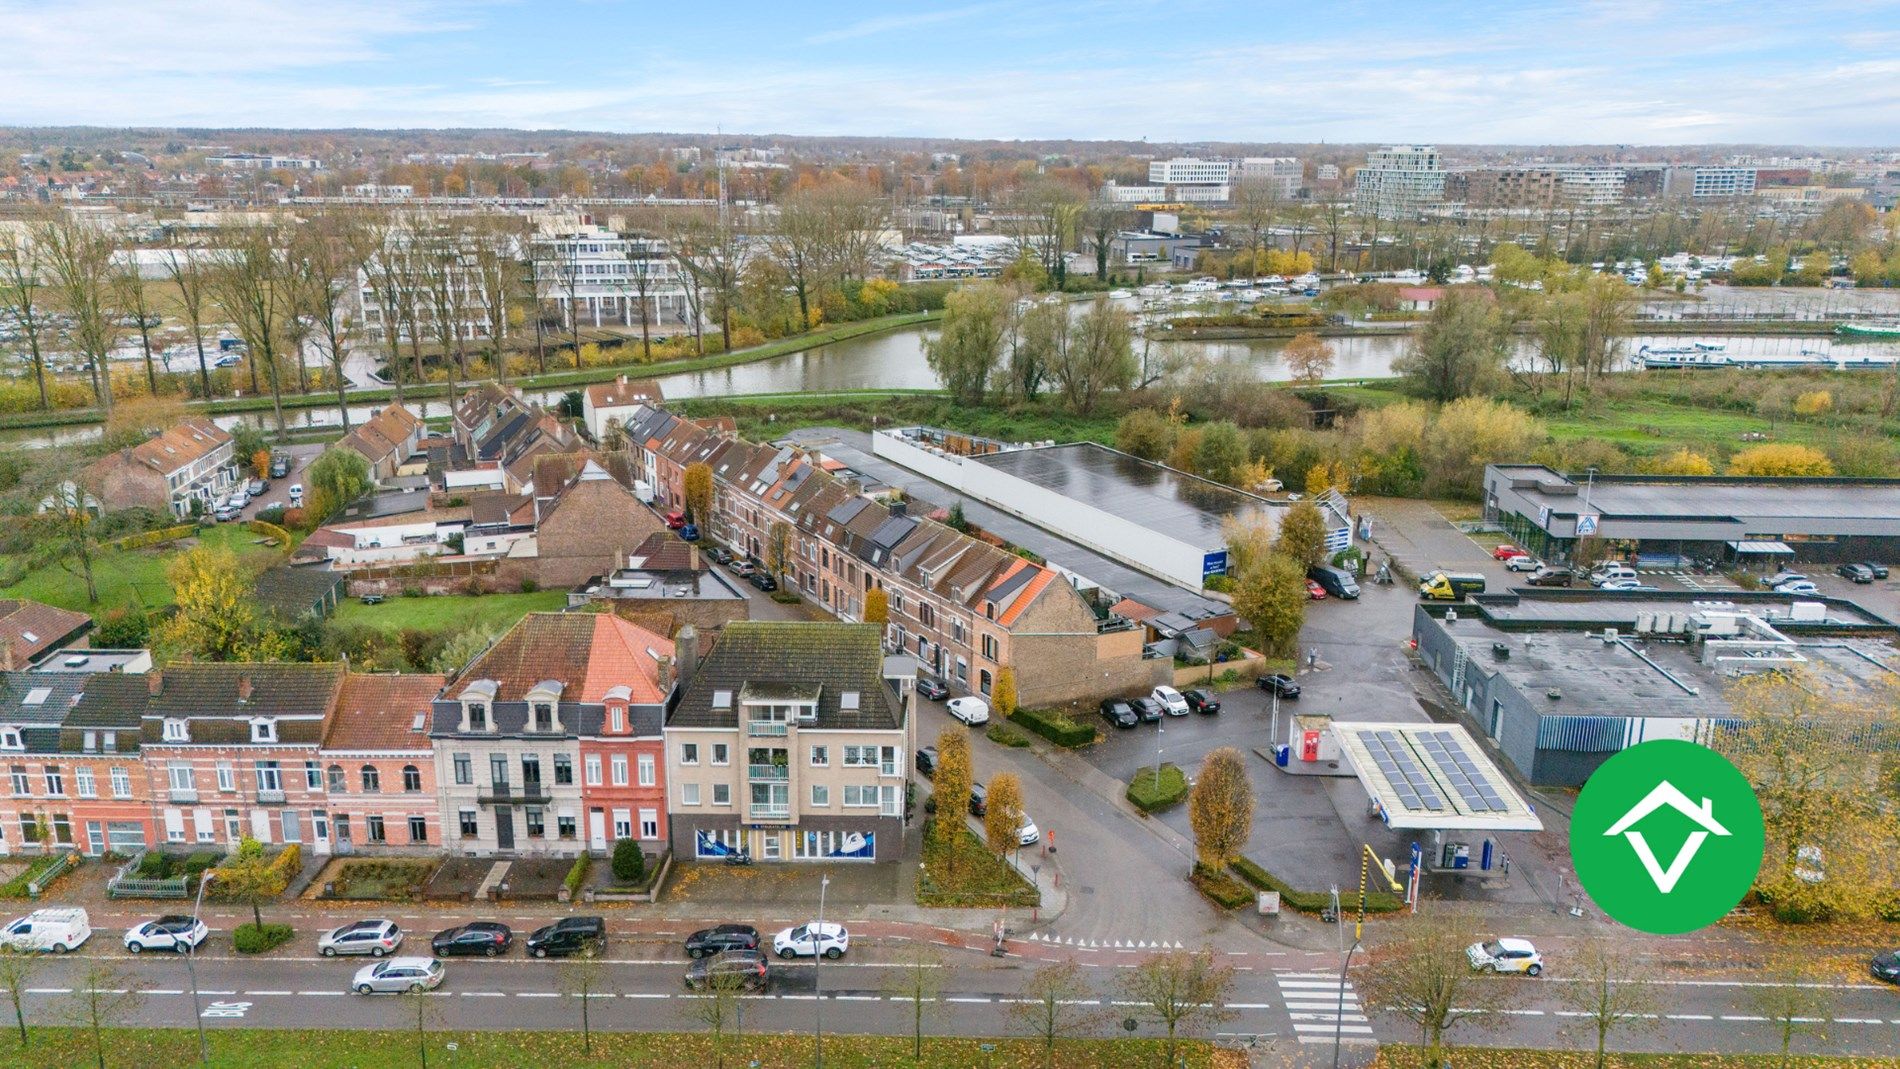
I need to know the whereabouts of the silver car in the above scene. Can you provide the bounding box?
[318,919,403,958]
[352,956,444,995]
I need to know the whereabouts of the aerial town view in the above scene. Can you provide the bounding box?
[1,3,1899,1067]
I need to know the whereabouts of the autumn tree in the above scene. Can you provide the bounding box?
[983,772,1026,856]
[862,587,889,625]
[1188,748,1253,869]
[0,229,54,409]
[1422,396,1542,498]
[1274,499,1328,566]
[1193,421,1248,485]
[1231,555,1307,658]
[926,282,1013,404]
[1357,911,1509,1068]
[155,547,286,662]
[1006,960,1104,1069]
[1393,287,1509,403]
[1046,298,1136,414]
[1283,332,1335,384]
[1117,948,1237,1065]
[0,947,38,1047]
[1746,953,1834,1068]
[63,962,141,1069]
[1115,408,1175,460]
[36,216,123,411]
[1558,939,1660,1069]
[930,728,974,874]
[990,667,1018,719]
[765,520,793,583]
[881,944,944,1062]
[305,447,373,522]
[212,837,289,932]
[431,627,497,674]
[682,462,714,525]
[1728,443,1835,477]
[1641,448,1715,476]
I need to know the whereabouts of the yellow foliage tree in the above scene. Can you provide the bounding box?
[1166,426,1204,475]
[155,547,286,662]
[990,667,1018,719]
[1188,747,1253,869]
[1422,396,1543,497]
[863,587,889,625]
[1792,390,1833,418]
[1282,332,1335,384]
[1274,499,1328,566]
[1641,448,1715,476]
[1231,554,1306,658]
[1221,514,1277,578]
[983,772,1026,856]
[1728,444,1835,477]
[682,462,713,526]
[930,729,974,877]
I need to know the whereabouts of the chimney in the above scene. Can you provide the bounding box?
[888,499,907,518]
[0,638,14,673]
[148,672,164,696]
[237,675,254,703]
[655,655,674,694]
[676,626,700,692]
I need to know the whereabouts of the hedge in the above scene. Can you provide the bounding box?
[108,524,196,551]
[247,518,295,545]
[1191,863,1254,909]
[984,723,1032,748]
[1230,855,1404,914]
[1126,764,1188,812]
[208,843,302,902]
[233,922,294,954]
[1009,707,1095,748]
[0,853,73,899]
[563,853,590,897]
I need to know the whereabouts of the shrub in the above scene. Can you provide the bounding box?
[108,523,195,550]
[985,723,1032,748]
[1230,855,1403,913]
[233,922,294,954]
[770,590,801,604]
[1008,707,1095,748]
[518,577,539,594]
[612,839,646,884]
[1126,764,1188,812]
[564,853,591,897]
[247,519,294,546]
[1191,863,1254,909]
[463,575,487,597]
[256,505,287,525]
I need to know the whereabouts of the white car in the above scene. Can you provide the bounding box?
[1774,580,1820,595]
[352,956,445,995]
[318,919,403,957]
[1597,578,1644,591]
[773,921,849,959]
[125,915,209,954]
[1017,817,1041,846]
[1151,686,1190,716]
[1467,937,1543,976]
[946,697,990,725]
[287,483,304,505]
[0,908,91,954]
[1504,555,1540,572]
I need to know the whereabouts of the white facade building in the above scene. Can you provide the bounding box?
[1354,145,1446,218]
[1098,182,1167,204]
[205,154,323,171]
[1149,157,1233,185]
[1235,157,1302,198]
[1666,167,1759,199]
[532,227,690,332]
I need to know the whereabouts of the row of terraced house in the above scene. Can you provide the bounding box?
[617,403,1157,709]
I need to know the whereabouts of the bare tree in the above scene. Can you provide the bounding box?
[418,220,473,388]
[36,216,123,411]
[1747,954,1833,1069]
[63,962,142,1069]
[293,210,377,431]
[1117,948,1237,1064]
[209,223,292,436]
[111,257,161,396]
[0,228,55,409]
[1010,178,1085,282]
[685,969,750,1069]
[558,949,613,1054]
[467,213,519,382]
[0,946,39,1046]
[1005,959,1104,1069]
[1080,199,1131,282]
[368,219,427,396]
[669,209,741,352]
[882,944,944,1061]
[398,981,444,1069]
[1357,912,1510,1068]
[161,247,215,399]
[1557,939,1661,1069]
[767,186,832,328]
[1230,177,1286,277]
[516,217,550,375]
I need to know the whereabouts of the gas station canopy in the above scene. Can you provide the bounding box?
[1334,723,1544,832]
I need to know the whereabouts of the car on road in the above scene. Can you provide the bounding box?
[685,924,761,959]
[247,478,267,496]
[1862,562,1889,580]
[915,746,938,777]
[1773,580,1821,595]
[352,957,444,995]
[1491,544,1523,561]
[1526,567,1574,587]
[1873,949,1900,984]
[1151,686,1190,716]
[1183,688,1221,715]
[526,916,607,959]
[967,781,988,816]
[1596,578,1645,591]
[679,523,700,542]
[915,676,950,701]
[1098,699,1139,729]
[1835,563,1875,584]
[665,510,687,529]
[1128,696,1165,723]
[706,545,733,565]
[0,908,90,954]
[1305,578,1327,600]
[124,915,208,954]
[1015,816,1041,846]
[1257,674,1301,700]
[1504,554,1540,572]
[430,922,513,957]
[772,921,848,959]
[270,454,290,478]
[318,919,403,958]
[1467,937,1543,976]
[685,949,770,991]
[946,696,991,725]
[747,571,779,592]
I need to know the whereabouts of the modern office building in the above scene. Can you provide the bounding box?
[530,225,690,332]
[1664,166,1759,199]
[1353,145,1446,218]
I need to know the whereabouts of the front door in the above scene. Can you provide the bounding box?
[588,809,606,852]
[313,811,331,855]
[495,808,515,851]
[85,822,103,857]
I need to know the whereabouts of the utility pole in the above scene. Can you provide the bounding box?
[812,872,830,1068]
[188,871,215,1065]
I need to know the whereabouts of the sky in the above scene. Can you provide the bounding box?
[3,0,1899,144]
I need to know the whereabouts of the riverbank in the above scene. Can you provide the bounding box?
[0,310,944,434]
[1158,318,1841,341]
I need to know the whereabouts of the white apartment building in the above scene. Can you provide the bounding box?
[1098,182,1167,204]
[1559,167,1627,206]
[205,154,323,171]
[1665,167,1759,199]
[1353,145,1446,218]
[1149,157,1233,185]
[355,226,502,347]
[1235,157,1303,198]
[531,226,691,332]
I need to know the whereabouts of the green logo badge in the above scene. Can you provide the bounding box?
[1570,739,1763,934]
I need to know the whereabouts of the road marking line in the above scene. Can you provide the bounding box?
[779,995,818,1001]
[1833,1017,1885,1024]
[25,989,70,995]
[832,995,880,1001]
[1227,1003,1273,1009]
[244,990,292,996]
[460,992,505,997]
[945,996,990,1003]
[148,990,183,996]
[297,991,343,997]
[1292,1023,1374,1034]
[623,993,669,1000]
[515,992,560,998]
[1300,1036,1378,1045]
[1290,1013,1368,1023]
[1720,1015,1768,1022]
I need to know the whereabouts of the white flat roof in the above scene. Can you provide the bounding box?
[1334,723,1544,832]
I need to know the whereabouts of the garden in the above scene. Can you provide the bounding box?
[313,857,440,901]
[915,818,1039,909]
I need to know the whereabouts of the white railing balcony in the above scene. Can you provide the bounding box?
[747,722,789,737]
[748,765,789,782]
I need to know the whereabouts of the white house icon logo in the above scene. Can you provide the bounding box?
[1600,780,1732,894]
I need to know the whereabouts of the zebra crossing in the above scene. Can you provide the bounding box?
[1275,971,1376,1046]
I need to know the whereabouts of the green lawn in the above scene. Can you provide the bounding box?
[0,523,283,614]
[0,1028,1220,1068]
[916,818,1039,908]
[1126,764,1189,812]
[1372,1046,1895,1069]
[330,591,568,634]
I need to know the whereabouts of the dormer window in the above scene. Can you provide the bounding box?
[250,719,277,743]
[465,703,489,731]
[532,703,556,732]
[162,719,189,742]
[0,729,20,751]
[610,706,626,733]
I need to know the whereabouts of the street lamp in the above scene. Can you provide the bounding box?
[188,870,215,1066]
[812,872,830,1068]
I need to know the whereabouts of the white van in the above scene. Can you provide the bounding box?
[287,483,304,506]
[1592,564,1638,586]
[0,907,92,953]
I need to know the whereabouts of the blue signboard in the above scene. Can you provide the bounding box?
[1202,550,1229,577]
[826,832,875,859]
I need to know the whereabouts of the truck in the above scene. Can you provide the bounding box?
[0,907,92,953]
[1418,571,1486,601]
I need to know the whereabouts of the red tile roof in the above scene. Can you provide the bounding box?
[458,612,673,704]
[323,673,444,750]
[0,599,92,665]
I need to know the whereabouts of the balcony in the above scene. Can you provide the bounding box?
[747,805,792,821]
[168,788,198,804]
[478,783,550,806]
[747,764,789,782]
[746,721,789,738]
[255,788,286,805]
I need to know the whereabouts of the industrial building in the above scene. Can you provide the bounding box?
[1412,589,1898,786]
[1484,465,1900,567]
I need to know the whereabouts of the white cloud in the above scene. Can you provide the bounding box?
[804,3,1004,45]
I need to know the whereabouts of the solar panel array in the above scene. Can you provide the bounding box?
[1366,730,1445,812]
[1417,731,1510,814]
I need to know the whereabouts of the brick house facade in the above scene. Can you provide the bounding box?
[318,674,444,853]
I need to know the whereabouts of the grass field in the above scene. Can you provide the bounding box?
[329,590,568,634]
[0,523,283,614]
[1372,1046,1898,1069]
[673,391,1123,447]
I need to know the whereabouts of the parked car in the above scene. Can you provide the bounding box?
[1466,937,1544,976]
[915,746,939,777]
[247,478,267,496]
[287,483,304,505]
[1597,578,1645,591]
[1151,686,1190,716]
[1491,544,1524,561]
[1504,554,1541,572]
[665,510,687,529]
[1099,699,1139,729]
[967,780,988,816]
[684,924,760,959]
[1590,564,1638,585]
[1836,562,1875,584]
[729,560,756,578]
[772,921,848,959]
[1307,564,1360,599]
[946,696,991,725]
[318,919,403,958]
[430,922,513,958]
[679,523,701,542]
[747,571,779,592]
[0,909,90,954]
[1128,696,1165,723]
[706,545,733,565]
[686,949,770,991]
[1258,674,1302,700]
[526,916,606,959]
[1764,570,1807,587]
[124,915,208,954]
[1183,688,1221,715]
[1526,567,1574,588]
[915,677,949,701]
[1304,578,1328,600]
[214,504,241,522]
[1774,580,1820,595]
[1015,816,1041,846]
[213,353,243,368]
[1862,562,1889,580]
[269,455,290,478]
[352,957,445,995]
[1873,948,1900,985]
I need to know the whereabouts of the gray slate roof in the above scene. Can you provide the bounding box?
[668,622,903,732]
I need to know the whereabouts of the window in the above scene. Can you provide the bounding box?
[809,745,828,767]
[979,669,992,696]
[402,765,422,792]
[452,754,471,786]
[681,783,701,806]
[75,766,95,799]
[810,784,829,807]
[521,754,542,787]
[637,753,654,787]
[458,809,479,838]
[465,703,489,731]
[328,765,347,793]
[102,732,116,753]
[530,703,555,733]
[82,731,96,753]
[19,816,38,843]
[639,809,658,839]
[256,762,282,792]
[711,744,729,766]
[557,813,576,839]
[250,719,276,743]
[163,719,188,742]
[610,707,625,733]
[216,763,236,792]
[109,767,131,799]
[8,766,28,797]
[167,763,193,793]
[981,634,998,660]
[553,754,573,785]
[712,783,730,806]
[680,743,699,765]
[489,754,508,789]
[843,785,879,807]
[525,807,545,838]
[365,815,386,843]
[0,729,19,751]
[612,809,631,839]
[408,816,428,843]
[879,746,898,776]
[304,761,322,790]
[611,755,628,786]
[584,755,602,786]
[842,746,877,768]
[360,765,380,793]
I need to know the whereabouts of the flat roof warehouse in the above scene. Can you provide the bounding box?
[972,442,1272,551]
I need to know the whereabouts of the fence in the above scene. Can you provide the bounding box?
[107,524,197,551]
[106,850,192,899]
[26,851,77,899]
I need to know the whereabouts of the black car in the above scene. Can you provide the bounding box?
[1863,561,1889,580]
[915,746,939,777]
[269,455,290,478]
[1526,568,1574,588]
[1258,673,1302,699]
[1098,699,1139,729]
[1183,688,1221,714]
[915,676,950,701]
[685,949,769,991]
[1874,949,1900,984]
[431,922,513,957]
[526,916,607,959]
[747,571,779,592]
[968,781,987,817]
[1128,697,1165,723]
[684,924,760,959]
[1837,562,1876,584]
